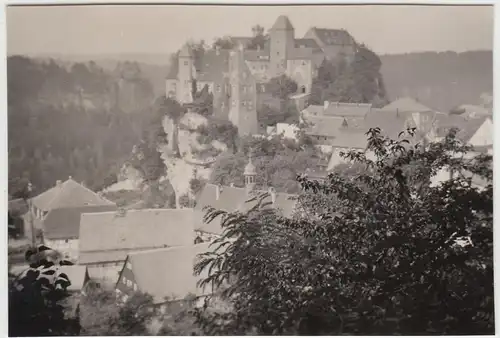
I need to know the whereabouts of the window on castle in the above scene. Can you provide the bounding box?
[302,61,306,66]
[221,102,225,109]
[248,101,254,110]
[216,84,221,92]
[242,86,247,93]
[184,61,188,66]
[232,100,236,107]
[242,101,247,107]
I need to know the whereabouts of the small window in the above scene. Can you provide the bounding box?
[221,102,225,109]
[302,61,306,66]
[184,61,188,66]
[65,239,69,243]
[232,100,236,107]
[216,84,221,92]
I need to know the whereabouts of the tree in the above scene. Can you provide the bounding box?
[193,127,493,335]
[179,194,195,208]
[268,75,298,101]
[191,84,214,117]
[79,282,157,335]
[212,36,236,50]
[9,245,79,336]
[247,25,267,51]
[190,177,207,197]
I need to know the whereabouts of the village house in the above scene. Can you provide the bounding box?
[114,242,217,312]
[194,154,297,240]
[78,208,195,284]
[23,177,117,261]
[166,15,359,136]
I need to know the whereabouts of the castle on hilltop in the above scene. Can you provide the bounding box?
[165,15,358,136]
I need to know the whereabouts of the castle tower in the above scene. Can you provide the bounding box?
[244,150,257,192]
[177,44,195,104]
[228,44,259,136]
[269,15,295,77]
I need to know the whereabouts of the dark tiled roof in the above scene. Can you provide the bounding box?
[194,184,297,234]
[127,242,217,304]
[196,49,230,82]
[43,204,118,240]
[78,209,195,264]
[311,28,355,46]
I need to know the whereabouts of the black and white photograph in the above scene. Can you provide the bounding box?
[6,3,494,336]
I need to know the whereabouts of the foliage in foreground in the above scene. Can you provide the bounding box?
[193,128,493,335]
[9,245,79,336]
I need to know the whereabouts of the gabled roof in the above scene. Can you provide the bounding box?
[358,110,415,140]
[194,184,297,235]
[196,49,230,82]
[304,116,347,137]
[433,114,490,144]
[324,102,372,118]
[78,209,194,264]
[271,15,294,31]
[43,204,118,240]
[330,130,368,149]
[238,190,297,218]
[244,50,270,62]
[381,97,433,113]
[310,28,355,46]
[32,178,114,212]
[127,242,216,303]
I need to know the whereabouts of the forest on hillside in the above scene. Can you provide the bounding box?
[7,56,157,197]
[380,50,493,112]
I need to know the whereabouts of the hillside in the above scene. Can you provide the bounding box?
[380,50,493,112]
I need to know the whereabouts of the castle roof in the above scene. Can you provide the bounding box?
[294,38,322,51]
[310,27,355,46]
[196,49,230,82]
[271,15,294,31]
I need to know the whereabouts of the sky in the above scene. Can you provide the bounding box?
[6,4,494,57]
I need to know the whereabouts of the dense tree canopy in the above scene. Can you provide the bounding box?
[194,128,493,335]
[310,45,388,107]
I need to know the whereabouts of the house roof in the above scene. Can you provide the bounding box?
[32,178,115,212]
[301,105,325,118]
[127,242,215,303]
[196,49,230,82]
[58,265,89,292]
[358,110,414,140]
[78,209,195,264]
[324,102,372,118]
[330,130,369,149]
[304,116,347,137]
[238,189,297,218]
[310,28,355,46]
[458,104,492,117]
[43,204,118,240]
[271,15,294,31]
[434,114,490,144]
[381,97,433,113]
[194,184,297,235]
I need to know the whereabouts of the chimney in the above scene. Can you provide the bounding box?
[324,101,329,110]
[268,187,276,205]
[215,185,222,200]
[56,180,62,187]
